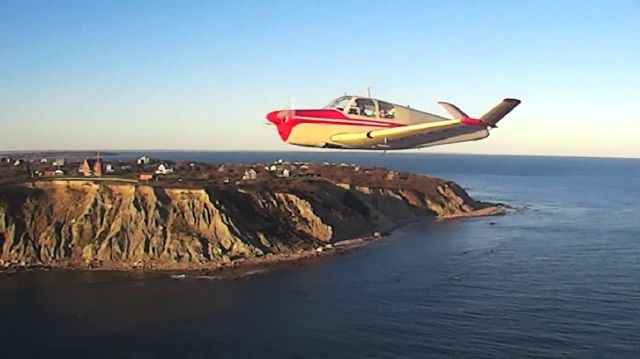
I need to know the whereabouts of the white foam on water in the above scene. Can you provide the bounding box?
[195,275,222,280]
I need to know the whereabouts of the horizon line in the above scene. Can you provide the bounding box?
[0,149,638,161]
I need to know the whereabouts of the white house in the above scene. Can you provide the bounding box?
[242,169,257,180]
[52,159,65,167]
[155,163,174,175]
[137,156,151,165]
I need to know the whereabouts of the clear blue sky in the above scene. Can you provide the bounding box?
[1,0,639,157]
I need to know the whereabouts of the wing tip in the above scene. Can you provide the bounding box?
[503,98,521,105]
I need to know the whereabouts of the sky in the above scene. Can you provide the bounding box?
[1,0,639,157]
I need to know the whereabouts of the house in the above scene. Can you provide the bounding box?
[13,159,24,166]
[280,168,290,178]
[223,177,230,184]
[78,159,102,176]
[242,169,257,180]
[139,173,154,181]
[52,159,65,167]
[0,157,10,164]
[105,164,115,173]
[136,156,150,165]
[43,169,65,176]
[155,163,174,175]
[297,164,313,176]
[40,158,48,163]
[269,165,277,172]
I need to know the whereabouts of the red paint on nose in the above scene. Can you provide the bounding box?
[266,110,281,125]
[266,110,293,142]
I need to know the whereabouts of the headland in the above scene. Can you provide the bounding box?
[0,154,502,272]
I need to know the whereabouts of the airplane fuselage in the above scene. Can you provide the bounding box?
[267,97,462,150]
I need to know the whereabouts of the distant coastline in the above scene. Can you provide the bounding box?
[0,151,117,161]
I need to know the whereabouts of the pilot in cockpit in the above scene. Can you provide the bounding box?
[354,98,376,117]
[356,100,366,116]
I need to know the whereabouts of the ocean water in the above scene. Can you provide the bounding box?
[1,152,639,358]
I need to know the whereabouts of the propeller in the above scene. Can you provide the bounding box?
[281,97,296,123]
[266,97,296,127]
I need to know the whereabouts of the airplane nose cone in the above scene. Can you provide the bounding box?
[266,111,281,125]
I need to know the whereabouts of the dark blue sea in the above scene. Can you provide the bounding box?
[1,152,639,358]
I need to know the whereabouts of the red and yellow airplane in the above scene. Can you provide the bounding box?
[266,96,520,150]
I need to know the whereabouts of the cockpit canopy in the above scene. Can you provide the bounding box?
[326,96,396,119]
[326,96,351,111]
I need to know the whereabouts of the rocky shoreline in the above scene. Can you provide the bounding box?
[1,205,503,276]
[0,164,503,273]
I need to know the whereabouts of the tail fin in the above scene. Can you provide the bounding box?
[480,98,521,127]
[438,101,468,119]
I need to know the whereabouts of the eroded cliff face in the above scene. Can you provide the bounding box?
[0,178,490,269]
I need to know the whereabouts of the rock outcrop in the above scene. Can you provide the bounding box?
[0,177,493,269]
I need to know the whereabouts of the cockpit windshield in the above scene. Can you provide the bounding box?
[326,96,351,111]
[327,96,396,119]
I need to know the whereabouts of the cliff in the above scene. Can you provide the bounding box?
[0,177,495,270]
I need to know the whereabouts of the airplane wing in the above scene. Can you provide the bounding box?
[330,119,468,148]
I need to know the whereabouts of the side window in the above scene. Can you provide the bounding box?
[349,98,376,117]
[378,101,396,119]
